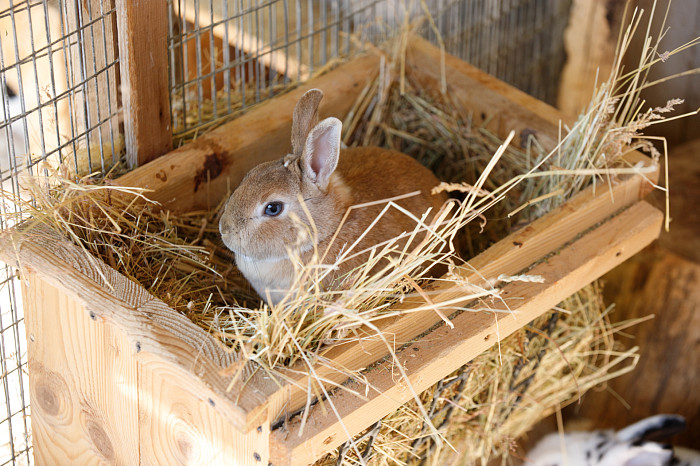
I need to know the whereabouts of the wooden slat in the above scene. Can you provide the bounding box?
[114,0,173,167]
[270,200,664,465]
[0,225,262,433]
[23,275,140,464]
[116,52,380,213]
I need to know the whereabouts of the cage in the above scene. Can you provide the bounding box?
[0,0,672,465]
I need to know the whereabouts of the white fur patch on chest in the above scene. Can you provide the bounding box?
[235,253,296,304]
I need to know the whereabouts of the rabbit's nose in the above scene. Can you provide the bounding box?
[219,218,233,235]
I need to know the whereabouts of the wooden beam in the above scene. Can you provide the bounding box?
[116,52,381,212]
[114,0,172,167]
[270,200,664,465]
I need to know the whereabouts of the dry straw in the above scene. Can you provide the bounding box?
[316,283,645,466]
[2,1,697,464]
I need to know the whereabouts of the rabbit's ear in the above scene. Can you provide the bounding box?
[301,117,341,190]
[607,442,673,466]
[616,415,686,443]
[292,88,324,156]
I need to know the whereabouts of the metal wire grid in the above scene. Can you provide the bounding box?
[167,0,571,139]
[0,0,122,464]
[423,0,572,105]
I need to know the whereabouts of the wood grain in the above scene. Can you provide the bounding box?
[23,274,139,465]
[138,355,270,465]
[114,0,173,167]
[270,200,664,465]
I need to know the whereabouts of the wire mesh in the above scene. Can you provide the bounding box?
[0,0,122,464]
[167,0,571,141]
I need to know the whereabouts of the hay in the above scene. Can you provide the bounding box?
[314,283,642,466]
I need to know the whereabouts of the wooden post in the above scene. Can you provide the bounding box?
[114,0,173,168]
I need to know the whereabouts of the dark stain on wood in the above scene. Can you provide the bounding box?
[193,139,228,193]
[155,169,167,182]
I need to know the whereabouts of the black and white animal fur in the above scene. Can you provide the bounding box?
[526,415,700,466]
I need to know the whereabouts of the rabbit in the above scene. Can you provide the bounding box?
[219,88,448,305]
[526,414,700,466]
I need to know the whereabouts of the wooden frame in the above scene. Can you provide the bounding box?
[0,37,662,465]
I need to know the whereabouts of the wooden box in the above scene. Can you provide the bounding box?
[1,38,662,465]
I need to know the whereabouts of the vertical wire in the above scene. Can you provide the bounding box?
[222,0,232,112]
[180,0,190,134]
[306,0,313,76]
[84,0,106,172]
[194,0,203,126]
[97,0,118,166]
[237,0,245,108]
[209,0,217,119]
[283,0,289,84]
[268,0,276,96]
[57,0,82,174]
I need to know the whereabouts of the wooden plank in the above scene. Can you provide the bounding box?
[115,51,380,213]
[270,200,665,465]
[114,0,172,167]
[0,225,264,433]
[23,274,140,464]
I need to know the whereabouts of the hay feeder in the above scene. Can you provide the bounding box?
[0,37,663,465]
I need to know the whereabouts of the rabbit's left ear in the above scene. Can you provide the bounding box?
[301,117,341,190]
[616,415,686,443]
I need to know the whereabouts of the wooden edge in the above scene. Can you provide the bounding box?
[253,154,658,426]
[115,52,381,213]
[0,225,265,433]
[270,200,664,465]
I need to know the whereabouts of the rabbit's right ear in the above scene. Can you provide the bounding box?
[292,89,324,156]
[616,415,686,443]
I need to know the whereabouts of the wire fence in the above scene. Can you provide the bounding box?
[0,0,570,463]
[0,0,121,463]
[167,0,571,142]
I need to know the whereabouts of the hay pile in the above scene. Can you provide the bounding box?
[315,283,642,465]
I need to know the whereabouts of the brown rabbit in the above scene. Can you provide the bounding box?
[219,89,448,305]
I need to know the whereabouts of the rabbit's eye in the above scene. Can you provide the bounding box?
[264,201,284,217]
